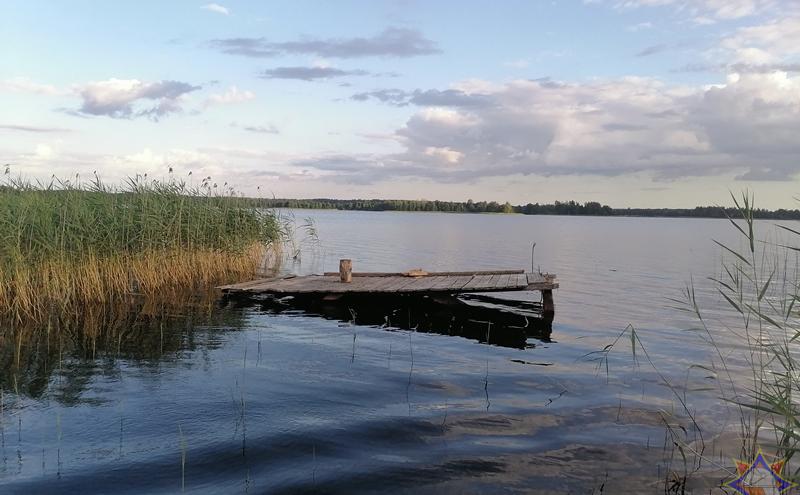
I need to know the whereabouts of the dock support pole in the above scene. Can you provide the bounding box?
[339,259,352,283]
[542,289,554,320]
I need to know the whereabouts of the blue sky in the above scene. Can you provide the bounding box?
[2,0,800,207]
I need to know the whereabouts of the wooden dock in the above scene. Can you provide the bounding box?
[219,268,559,318]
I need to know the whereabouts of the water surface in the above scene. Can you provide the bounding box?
[2,211,792,493]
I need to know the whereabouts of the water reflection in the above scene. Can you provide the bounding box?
[0,292,247,403]
[1,212,776,493]
[0,289,728,494]
[224,292,552,349]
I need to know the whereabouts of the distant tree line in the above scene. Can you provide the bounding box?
[252,198,800,220]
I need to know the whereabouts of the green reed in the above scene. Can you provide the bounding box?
[696,192,800,475]
[0,169,280,324]
[587,191,800,487]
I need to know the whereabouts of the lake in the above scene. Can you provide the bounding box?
[0,211,789,493]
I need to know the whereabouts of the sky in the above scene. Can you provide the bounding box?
[2,0,800,208]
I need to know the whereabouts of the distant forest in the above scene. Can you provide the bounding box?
[254,198,800,220]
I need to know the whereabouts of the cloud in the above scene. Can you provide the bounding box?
[627,21,653,31]
[260,66,368,80]
[204,86,255,106]
[735,166,793,180]
[351,88,493,107]
[677,16,800,73]
[0,77,68,96]
[210,27,440,58]
[596,0,777,21]
[674,62,800,74]
[230,122,280,134]
[720,16,800,64]
[75,78,200,119]
[351,88,408,104]
[299,73,800,183]
[34,143,56,160]
[113,148,215,171]
[0,124,71,133]
[201,3,229,15]
[636,44,669,57]
[243,125,279,134]
[424,146,463,164]
[1,144,298,188]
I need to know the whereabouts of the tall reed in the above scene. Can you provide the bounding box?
[587,192,800,487]
[0,171,280,324]
[697,192,800,475]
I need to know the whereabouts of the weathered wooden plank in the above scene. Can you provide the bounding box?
[357,275,406,292]
[393,276,429,292]
[321,269,525,277]
[219,275,294,291]
[401,275,441,292]
[449,275,475,290]
[527,275,559,290]
[362,275,406,292]
[323,271,403,277]
[271,275,328,292]
[372,276,409,292]
[480,274,502,289]
[498,273,513,288]
[222,270,557,295]
[542,289,555,320]
[252,276,303,293]
[458,274,479,290]
[280,275,355,293]
[461,274,494,290]
[393,275,434,292]
[487,273,503,289]
[429,275,459,291]
[443,275,467,290]
[332,276,388,293]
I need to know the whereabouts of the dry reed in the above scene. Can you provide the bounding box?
[0,170,280,325]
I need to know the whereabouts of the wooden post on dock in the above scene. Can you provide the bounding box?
[339,259,352,283]
[542,289,554,320]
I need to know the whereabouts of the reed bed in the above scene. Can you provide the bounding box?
[0,172,280,324]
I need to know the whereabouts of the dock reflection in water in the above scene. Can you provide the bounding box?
[225,291,553,349]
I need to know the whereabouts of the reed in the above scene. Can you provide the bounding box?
[698,192,800,475]
[0,170,280,325]
[586,192,800,487]
[654,191,800,484]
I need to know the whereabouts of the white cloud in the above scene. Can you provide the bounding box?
[424,146,463,164]
[114,148,215,171]
[204,86,255,106]
[416,107,477,126]
[201,3,229,15]
[720,16,800,63]
[75,78,200,119]
[627,21,653,31]
[34,143,56,160]
[302,72,800,183]
[595,0,777,21]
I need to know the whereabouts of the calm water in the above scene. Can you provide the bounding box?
[1,211,793,494]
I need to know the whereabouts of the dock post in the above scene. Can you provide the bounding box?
[542,289,554,320]
[339,259,352,283]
